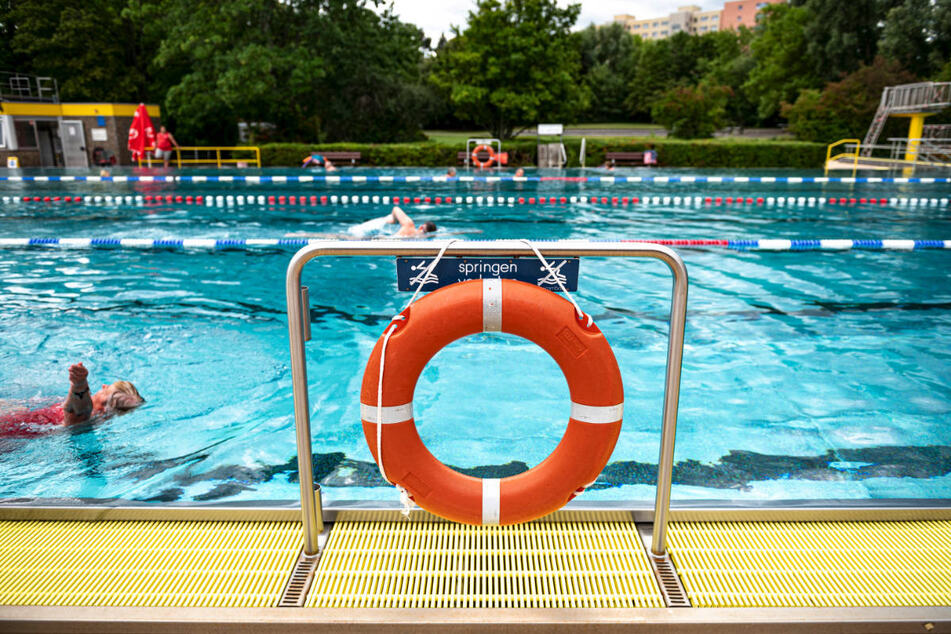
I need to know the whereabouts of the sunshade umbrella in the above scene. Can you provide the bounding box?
[128,103,156,161]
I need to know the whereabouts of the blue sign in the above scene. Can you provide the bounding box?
[396,257,579,292]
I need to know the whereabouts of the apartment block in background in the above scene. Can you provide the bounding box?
[720,0,786,29]
[613,1,785,39]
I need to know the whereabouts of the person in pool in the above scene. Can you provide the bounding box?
[0,363,144,436]
[301,153,337,171]
[348,206,436,238]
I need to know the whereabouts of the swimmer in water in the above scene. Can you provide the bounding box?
[347,206,436,238]
[0,363,144,436]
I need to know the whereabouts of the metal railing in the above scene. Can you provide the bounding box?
[825,139,861,175]
[137,146,261,168]
[879,82,951,114]
[826,138,951,174]
[285,240,688,558]
[0,71,59,103]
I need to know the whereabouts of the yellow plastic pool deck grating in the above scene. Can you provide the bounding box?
[668,520,951,608]
[306,520,665,608]
[0,520,301,607]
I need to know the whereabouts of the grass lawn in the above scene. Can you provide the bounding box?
[424,123,666,144]
[567,122,663,130]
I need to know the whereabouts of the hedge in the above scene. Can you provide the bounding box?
[261,138,826,169]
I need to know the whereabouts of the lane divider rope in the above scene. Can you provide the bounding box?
[2,194,949,208]
[0,174,948,185]
[0,238,947,251]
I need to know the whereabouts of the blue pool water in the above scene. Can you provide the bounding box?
[0,167,949,506]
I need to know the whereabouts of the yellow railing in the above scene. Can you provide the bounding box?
[824,137,951,175]
[137,146,261,168]
[824,138,860,175]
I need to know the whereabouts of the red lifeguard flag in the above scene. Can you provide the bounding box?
[128,103,155,160]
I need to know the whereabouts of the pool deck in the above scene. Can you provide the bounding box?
[2,507,951,632]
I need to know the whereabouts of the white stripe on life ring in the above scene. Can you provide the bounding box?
[482,478,500,525]
[482,278,502,332]
[570,402,623,424]
[360,402,413,424]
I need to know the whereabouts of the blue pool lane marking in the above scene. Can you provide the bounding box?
[1,238,949,251]
[1,175,949,185]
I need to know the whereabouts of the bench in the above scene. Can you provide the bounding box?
[320,151,362,166]
[605,151,648,166]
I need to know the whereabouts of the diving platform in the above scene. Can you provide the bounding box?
[862,82,951,153]
[825,82,951,173]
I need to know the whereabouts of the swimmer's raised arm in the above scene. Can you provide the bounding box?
[62,362,92,425]
[390,206,416,231]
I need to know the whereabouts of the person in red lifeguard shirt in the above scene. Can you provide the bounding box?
[0,363,144,437]
[155,125,180,168]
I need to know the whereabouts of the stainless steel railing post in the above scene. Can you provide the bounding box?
[286,253,321,555]
[650,249,689,557]
[285,241,687,557]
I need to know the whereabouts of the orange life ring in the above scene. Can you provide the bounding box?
[471,144,496,168]
[360,279,624,525]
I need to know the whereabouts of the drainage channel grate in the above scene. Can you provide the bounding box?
[306,520,665,608]
[279,551,320,607]
[650,553,691,607]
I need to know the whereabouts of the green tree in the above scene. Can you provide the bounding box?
[129,0,427,144]
[698,28,757,126]
[879,0,934,74]
[651,84,731,138]
[627,31,725,119]
[3,0,155,102]
[782,57,916,142]
[793,0,898,81]
[879,0,951,77]
[744,3,821,122]
[430,0,587,139]
[576,23,640,121]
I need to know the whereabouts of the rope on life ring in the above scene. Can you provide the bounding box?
[360,260,624,526]
[471,144,497,169]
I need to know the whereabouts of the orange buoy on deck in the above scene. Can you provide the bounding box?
[360,278,623,525]
[470,144,497,168]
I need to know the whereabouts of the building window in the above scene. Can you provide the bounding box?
[14,120,38,149]
[661,30,668,35]
[737,4,743,8]
[710,26,717,31]
[737,15,742,20]
[672,24,681,30]
[652,21,658,26]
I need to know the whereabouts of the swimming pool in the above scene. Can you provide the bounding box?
[0,167,949,507]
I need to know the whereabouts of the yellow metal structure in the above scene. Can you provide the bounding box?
[825,137,951,173]
[0,102,161,118]
[897,113,929,163]
[824,138,861,176]
[137,146,262,168]
[668,520,951,607]
[306,520,665,608]
[0,520,301,607]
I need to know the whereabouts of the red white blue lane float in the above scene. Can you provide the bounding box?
[1,193,949,208]
[0,238,947,251]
